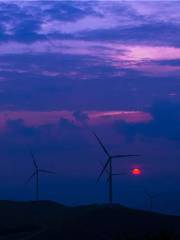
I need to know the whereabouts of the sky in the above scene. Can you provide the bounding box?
[0,0,180,215]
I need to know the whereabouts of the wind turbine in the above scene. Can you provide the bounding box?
[26,151,55,201]
[92,131,140,206]
[144,189,160,211]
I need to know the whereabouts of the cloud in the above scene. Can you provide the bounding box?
[0,1,104,43]
[0,2,179,120]
[79,22,180,47]
[1,40,180,80]
[0,1,179,48]
[0,117,84,149]
[0,1,180,82]
[0,110,150,132]
[130,1,180,24]
[73,110,89,123]
[42,1,100,22]
[115,101,180,141]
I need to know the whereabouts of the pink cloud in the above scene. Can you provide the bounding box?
[2,40,180,64]
[41,70,60,77]
[1,39,180,81]
[124,63,180,77]
[168,92,177,97]
[87,110,152,125]
[112,45,180,75]
[124,45,180,61]
[0,110,152,132]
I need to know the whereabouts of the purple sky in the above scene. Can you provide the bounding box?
[0,1,180,214]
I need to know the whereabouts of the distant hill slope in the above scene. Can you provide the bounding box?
[0,201,66,235]
[0,201,180,239]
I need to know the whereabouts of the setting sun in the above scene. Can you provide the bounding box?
[131,168,141,175]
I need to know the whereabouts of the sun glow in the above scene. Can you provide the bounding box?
[131,168,141,175]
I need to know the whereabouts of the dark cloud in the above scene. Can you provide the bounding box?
[79,23,180,47]
[43,2,100,22]
[58,118,78,132]
[0,117,88,151]
[6,119,35,137]
[13,19,42,43]
[115,101,180,141]
[0,1,179,48]
[0,1,101,43]
[3,119,47,145]
[0,3,39,42]
[0,51,179,111]
[73,111,89,123]
[154,59,180,67]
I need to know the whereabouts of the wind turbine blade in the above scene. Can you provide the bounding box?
[96,158,111,183]
[99,160,109,175]
[39,169,56,174]
[112,173,126,176]
[92,131,110,157]
[30,151,38,169]
[25,172,36,185]
[112,154,140,158]
[144,189,152,198]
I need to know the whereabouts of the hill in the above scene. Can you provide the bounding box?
[0,201,180,239]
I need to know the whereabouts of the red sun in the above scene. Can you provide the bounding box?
[131,168,141,175]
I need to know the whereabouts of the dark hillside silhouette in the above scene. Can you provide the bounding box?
[0,201,180,239]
